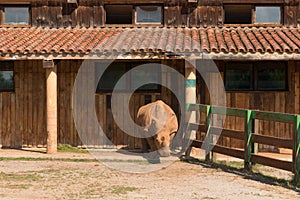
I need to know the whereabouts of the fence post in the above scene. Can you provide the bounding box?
[293,115,300,186]
[205,105,211,161]
[244,110,252,170]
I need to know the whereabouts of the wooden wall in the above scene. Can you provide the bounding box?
[57,59,184,149]
[31,0,104,27]
[25,0,300,28]
[197,60,300,150]
[0,60,46,148]
[0,58,299,150]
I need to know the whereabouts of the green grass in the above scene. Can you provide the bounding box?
[57,144,89,153]
[0,156,150,164]
[0,172,41,182]
[110,186,139,195]
[0,157,97,162]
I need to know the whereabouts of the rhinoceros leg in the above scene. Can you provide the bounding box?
[141,138,149,152]
[146,136,157,152]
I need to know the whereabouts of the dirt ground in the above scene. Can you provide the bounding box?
[0,149,299,200]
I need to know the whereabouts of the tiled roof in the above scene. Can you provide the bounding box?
[0,27,300,56]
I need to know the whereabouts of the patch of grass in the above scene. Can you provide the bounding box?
[0,157,97,162]
[0,156,152,164]
[4,183,33,189]
[57,144,89,153]
[100,159,149,164]
[215,160,244,169]
[0,172,41,182]
[110,186,139,195]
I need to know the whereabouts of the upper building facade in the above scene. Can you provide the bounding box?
[0,0,299,28]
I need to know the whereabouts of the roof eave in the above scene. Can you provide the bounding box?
[1,52,300,61]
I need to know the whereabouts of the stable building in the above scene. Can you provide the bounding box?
[0,0,299,153]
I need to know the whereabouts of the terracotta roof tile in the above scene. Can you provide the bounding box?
[191,28,200,52]
[237,28,254,53]
[0,27,300,56]
[215,29,227,52]
[223,29,237,53]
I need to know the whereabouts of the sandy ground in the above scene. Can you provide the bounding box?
[0,149,299,200]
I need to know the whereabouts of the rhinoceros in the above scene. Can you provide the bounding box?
[137,100,178,157]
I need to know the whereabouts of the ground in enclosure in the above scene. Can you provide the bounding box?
[0,149,299,200]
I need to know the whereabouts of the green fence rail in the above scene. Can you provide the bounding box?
[186,104,300,186]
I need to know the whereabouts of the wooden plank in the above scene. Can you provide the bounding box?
[58,61,65,144]
[209,126,245,141]
[28,61,33,147]
[10,93,16,148]
[252,134,293,149]
[97,94,104,147]
[82,62,89,148]
[186,103,207,113]
[32,61,38,147]
[18,61,25,147]
[252,110,295,123]
[72,63,80,146]
[212,144,245,160]
[1,94,8,147]
[191,140,203,148]
[37,61,45,147]
[14,63,21,148]
[7,94,11,148]
[118,94,125,147]
[132,94,140,149]
[211,105,247,118]
[23,61,29,147]
[251,154,293,172]
[102,94,108,147]
[66,60,73,145]
[188,123,206,133]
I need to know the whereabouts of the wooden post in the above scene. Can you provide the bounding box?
[185,60,197,156]
[293,115,300,186]
[205,105,211,161]
[45,60,57,154]
[244,110,252,170]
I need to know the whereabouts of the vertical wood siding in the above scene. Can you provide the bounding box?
[57,59,183,149]
[0,60,46,148]
[1,59,299,150]
[28,0,299,28]
[197,60,300,150]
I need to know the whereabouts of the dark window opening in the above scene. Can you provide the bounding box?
[256,62,286,91]
[225,63,253,91]
[105,5,133,24]
[225,62,287,91]
[96,61,161,93]
[224,5,252,24]
[224,5,282,25]
[0,62,14,92]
